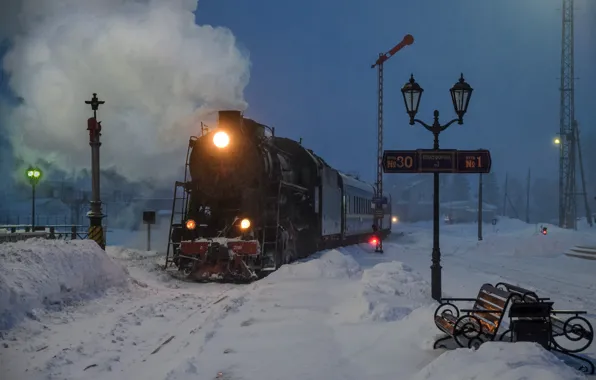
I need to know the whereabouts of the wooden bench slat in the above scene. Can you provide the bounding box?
[478,291,509,309]
[433,283,513,349]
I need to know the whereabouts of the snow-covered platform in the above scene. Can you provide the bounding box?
[0,218,595,380]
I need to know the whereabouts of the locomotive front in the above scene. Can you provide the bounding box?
[186,110,269,236]
[171,111,271,281]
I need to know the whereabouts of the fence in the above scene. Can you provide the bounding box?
[0,224,90,243]
[0,214,85,227]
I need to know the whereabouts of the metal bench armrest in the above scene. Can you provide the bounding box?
[440,298,477,302]
[551,310,587,315]
[461,308,504,314]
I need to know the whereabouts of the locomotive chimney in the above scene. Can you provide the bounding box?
[218,110,243,130]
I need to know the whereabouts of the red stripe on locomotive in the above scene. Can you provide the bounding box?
[180,241,209,256]
[227,241,258,255]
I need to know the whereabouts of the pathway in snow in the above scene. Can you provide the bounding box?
[1,246,244,380]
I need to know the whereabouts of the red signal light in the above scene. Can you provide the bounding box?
[369,237,378,245]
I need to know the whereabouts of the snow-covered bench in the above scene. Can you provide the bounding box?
[433,283,514,350]
[496,281,594,375]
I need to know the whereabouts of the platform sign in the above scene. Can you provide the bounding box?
[143,211,156,224]
[382,150,418,173]
[372,196,388,208]
[456,150,492,173]
[382,149,491,174]
[418,150,457,173]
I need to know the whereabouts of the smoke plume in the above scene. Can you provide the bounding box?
[1,0,250,183]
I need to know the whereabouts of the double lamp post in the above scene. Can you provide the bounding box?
[400,73,473,301]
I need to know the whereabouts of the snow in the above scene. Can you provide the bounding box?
[1,217,596,379]
[0,239,129,331]
[412,342,586,380]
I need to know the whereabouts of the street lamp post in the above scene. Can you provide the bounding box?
[26,166,43,229]
[400,73,473,301]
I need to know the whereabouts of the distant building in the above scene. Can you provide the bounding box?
[441,200,498,224]
[391,174,499,223]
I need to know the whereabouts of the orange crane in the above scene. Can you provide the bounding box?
[371,34,414,253]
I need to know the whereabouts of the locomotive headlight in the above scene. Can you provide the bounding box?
[240,218,251,230]
[186,219,196,230]
[392,216,398,223]
[213,131,230,148]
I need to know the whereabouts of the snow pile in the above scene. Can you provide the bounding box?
[412,342,586,380]
[357,261,431,322]
[332,260,433,323]
[107,245,164,264]
[270,249,362,280]
[0,239,129,330]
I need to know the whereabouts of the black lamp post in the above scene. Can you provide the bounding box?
[400,73,474,301]
[26,166,43,229]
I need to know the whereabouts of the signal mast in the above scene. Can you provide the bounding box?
[370,34,414,253]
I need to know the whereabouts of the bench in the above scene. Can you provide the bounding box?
[496,282,595,375]
[433,283,514,350]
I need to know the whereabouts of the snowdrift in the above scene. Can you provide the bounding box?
[269,249,362,280]
[412,342,586,380]
[0,239,129,330]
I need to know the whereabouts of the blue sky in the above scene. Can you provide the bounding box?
[1,0,594,188]
[196,0,596,184]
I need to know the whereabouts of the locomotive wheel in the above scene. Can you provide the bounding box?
[275,223,297,269]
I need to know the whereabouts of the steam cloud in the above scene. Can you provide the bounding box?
[1,0,250,182]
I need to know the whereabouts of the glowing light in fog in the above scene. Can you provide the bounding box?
[186,219,196,230]
[240,218,251,229]
[392,216,398,223]
[213,131,230,148]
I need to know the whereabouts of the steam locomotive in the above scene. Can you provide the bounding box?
[164,110,392,282]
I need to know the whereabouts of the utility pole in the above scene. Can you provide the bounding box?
[85,93,106,249]
[526,168,531,223]
[502,173,508,216]
[370,34,414,253]
[575,121,592,227]
[478,173,483,241]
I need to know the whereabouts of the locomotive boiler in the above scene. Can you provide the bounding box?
[165,110,392,282]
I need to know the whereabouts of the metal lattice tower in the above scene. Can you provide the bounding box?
[558,0,577,229]
[375,57,384,251]
[370,34,414,253]
[558,0,592,229]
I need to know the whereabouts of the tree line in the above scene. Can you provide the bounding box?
[440,172,559,224]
